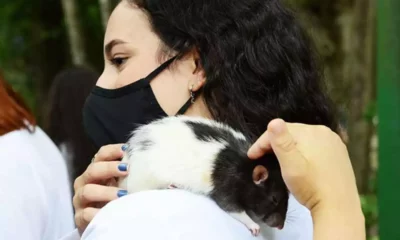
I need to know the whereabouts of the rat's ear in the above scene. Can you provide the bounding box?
[252,165,269,185]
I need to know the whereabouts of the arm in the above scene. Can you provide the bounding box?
[312,202,365,240]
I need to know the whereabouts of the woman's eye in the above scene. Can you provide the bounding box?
[111,57,128,67]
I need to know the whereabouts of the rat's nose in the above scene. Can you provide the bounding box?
[264,213,285,229]
[271,221,284,230]
[276,223,284,230]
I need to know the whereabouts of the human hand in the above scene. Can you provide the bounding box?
[248,119,360,213]
[73,144,129,234]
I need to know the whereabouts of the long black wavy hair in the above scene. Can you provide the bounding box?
[45,67,99,183]
[129,0,338,141]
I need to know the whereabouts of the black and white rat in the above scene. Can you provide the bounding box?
[118,115,288,236]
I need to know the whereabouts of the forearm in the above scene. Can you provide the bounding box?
[312,203,366,240]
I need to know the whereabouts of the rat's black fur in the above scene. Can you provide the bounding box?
[186,119,288,228]
[212,150,288,228]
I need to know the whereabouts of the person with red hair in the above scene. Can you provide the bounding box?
[0,71,74,239]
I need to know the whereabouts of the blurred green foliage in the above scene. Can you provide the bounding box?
[361,170,379,240]
[0,0,105,119]
[361,193,378,238]
[0,1,36,111]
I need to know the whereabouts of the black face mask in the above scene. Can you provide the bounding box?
[82,56,194,149]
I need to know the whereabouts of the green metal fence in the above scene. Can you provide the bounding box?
[377,1,400,239]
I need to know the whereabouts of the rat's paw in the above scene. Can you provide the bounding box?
[247,223,260,236]
[228,211,260,237]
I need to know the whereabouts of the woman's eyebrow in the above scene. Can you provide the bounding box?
[104,39,127,57]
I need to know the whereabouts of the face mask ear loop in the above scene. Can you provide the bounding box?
[143,56,177,84]
[175,86,203,116]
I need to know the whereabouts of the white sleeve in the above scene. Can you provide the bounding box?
[0,130,75,240]
[59,229,81,240]
[82,190,312,240]
[0,142,45,239]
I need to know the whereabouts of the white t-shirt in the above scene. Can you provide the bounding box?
[61,189,312,240]
[0,127,75,240]
[59,141,75,186]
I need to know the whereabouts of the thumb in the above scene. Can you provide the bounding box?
[268,119,306,169]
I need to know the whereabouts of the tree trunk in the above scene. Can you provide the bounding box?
[61,0,87,66]
[99,0,112,30]
[30,0,69,124]
[344,0,375,194]
[285,0,376,194]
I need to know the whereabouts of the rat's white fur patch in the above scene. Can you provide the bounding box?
[176,115,247,141]
[118,116,243,195]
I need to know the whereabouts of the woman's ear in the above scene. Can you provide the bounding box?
[190,72,206,92]
[187,49,206,92]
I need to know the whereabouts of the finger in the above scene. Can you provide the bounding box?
[74,161,129,189]
[93,144,126,163]
[267,119,307,169]
[75,207,100,233]
[73,184,127,207]
[247,131,272,159]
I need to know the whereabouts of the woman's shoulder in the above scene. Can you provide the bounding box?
[0,127,68,184]
[82,190,312,240]
[0,128,33,149]
[83,189,256,240]
[0,128,39,165]
[0,127,64,165]
[0,126,72,194]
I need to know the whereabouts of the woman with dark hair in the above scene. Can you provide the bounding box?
[0,72,74,239]
[61,0,363,239]
[45,67,99,186]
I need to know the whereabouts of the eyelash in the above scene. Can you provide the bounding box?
[110,57,128,67]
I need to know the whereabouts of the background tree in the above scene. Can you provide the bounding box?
[99,0,112,30]
[61,0,88,66]
[286,0,377,195]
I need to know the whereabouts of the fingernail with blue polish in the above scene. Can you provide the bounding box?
[117,190,128,198]
[118,163,128,172]
[121,144,128,151]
